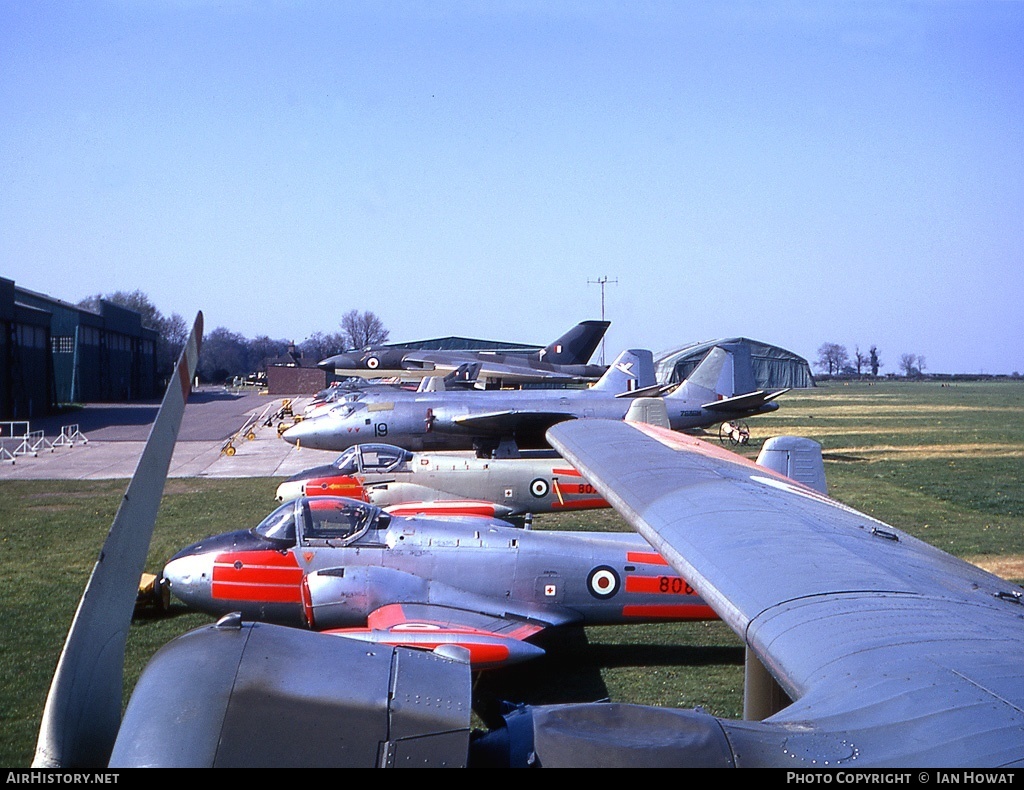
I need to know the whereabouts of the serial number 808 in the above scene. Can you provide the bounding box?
[659,576,695,595]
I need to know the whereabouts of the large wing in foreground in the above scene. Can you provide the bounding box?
[34,314,203,769]
[546,419,1024,767]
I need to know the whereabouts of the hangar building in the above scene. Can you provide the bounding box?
[1,278,159,421]
[655,338,815,390]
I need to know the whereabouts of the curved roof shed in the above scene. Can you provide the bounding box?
[655,338,815,390]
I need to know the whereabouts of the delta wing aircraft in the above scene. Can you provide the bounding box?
[317,320,610,386]
[42,314,1018,768]
[282,345,786,455]
[274,442,610,518]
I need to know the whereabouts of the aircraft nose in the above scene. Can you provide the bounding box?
[281,416,345,451]
[162,551,215,610]
[318,354,356,371]
[281,418,318,447]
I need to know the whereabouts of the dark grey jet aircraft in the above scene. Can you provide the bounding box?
[317,320,610,386]
[283,345,787,456]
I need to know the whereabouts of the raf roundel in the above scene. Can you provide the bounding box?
[530,478,549,498]
[366,356,380,369]
[587,566,620,599]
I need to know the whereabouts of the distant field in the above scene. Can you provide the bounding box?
[1,380,1021,766]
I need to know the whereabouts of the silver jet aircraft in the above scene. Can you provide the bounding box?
[318,320,610,386]
[274,442,610,518]
[282,345,786,455]
[161,494,715,670]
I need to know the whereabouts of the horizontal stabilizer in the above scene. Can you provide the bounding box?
[701,388,789,413]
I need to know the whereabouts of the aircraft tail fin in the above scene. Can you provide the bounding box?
[33,313,203,769]
[417,363,482,392]
[536,320,610,365]
[666,346,734,402]
[444,362,482,390]
[590,349,656,393]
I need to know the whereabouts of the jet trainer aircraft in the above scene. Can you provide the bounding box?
[274,442,610,518]
[282,345,787,455]
[161,494,714,669]
[317,320,610,387]
[39,313,1023,768]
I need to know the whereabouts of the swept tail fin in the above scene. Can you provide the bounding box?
[666,346,734,402]
[33,313,203,768]
[590,349,656,393]
[535,320,610,365]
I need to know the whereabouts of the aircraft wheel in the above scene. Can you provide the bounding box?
[246,431,256,441]
[718,423,731,444]
[224,444,236,456]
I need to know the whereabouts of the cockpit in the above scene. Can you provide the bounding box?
[252,496,392,548]
[328,402,363,419]
[330,443,413,476]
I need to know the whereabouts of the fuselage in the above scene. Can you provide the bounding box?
[275,444,609,517]
[163,497,713,632]
[281,388,779,452]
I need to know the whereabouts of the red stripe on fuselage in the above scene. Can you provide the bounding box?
[622,604,718,620]
[211,550,303,603]
[625,575,694,595]
[626,551,669,566]
[551,497,608,510]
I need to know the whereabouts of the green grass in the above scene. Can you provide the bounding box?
[2,380,1023,766]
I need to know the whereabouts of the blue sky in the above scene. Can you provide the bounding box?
[2,1,1022,374]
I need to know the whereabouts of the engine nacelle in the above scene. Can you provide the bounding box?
[111,616,471,767]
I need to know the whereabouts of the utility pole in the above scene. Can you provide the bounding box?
[588,275,618,366]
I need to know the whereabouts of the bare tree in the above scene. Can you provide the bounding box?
[340,310,389,350]
[198,327,250,382]
[248,335,293,372]
[300,331,347,363]
[816,342,850,376]
[853,346,867,376]
[899,353,923,377]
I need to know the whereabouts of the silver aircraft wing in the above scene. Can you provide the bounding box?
[546,419,1024,767]
[452,410,576,436]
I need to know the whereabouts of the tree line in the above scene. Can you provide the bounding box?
[77,291,389,384]
[816,342,928,378]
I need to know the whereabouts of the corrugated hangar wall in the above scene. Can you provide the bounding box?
[655,338,815,389]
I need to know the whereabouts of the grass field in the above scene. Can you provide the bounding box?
[1,380,1021,766]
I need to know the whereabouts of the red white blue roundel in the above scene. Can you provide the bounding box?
[530,478,549,498]
[587,566,620,599]
[366,356,380,369]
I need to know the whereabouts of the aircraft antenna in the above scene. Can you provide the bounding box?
[588,275,618,366]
